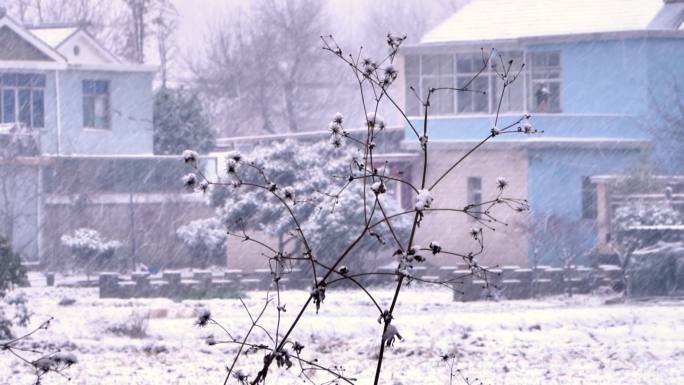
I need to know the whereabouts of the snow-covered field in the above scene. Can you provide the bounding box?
[2,285,684,385]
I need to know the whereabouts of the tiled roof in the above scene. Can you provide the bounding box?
[421,0,670,44]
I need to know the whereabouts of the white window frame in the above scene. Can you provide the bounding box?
[454,54,493,114]
[82,79,111,130]
[404,49,561,117]
[527,51,562,113]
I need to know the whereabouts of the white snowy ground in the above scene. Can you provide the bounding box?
[2,284,684,385]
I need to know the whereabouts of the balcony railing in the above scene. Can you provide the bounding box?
[0,123,40,158]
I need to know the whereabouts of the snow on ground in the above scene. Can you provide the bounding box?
[2,285,684,385]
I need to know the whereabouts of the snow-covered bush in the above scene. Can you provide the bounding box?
[610,201,683,260]
[60,228,122,277]
[612,202,683,232]
[176,217,227,268]
[611,201,684,296]
[209,139,411,268]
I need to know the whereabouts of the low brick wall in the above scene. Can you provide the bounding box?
[455,264,626,301]
[98,264,633,300]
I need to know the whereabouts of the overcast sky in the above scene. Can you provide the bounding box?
[165,0,376,80]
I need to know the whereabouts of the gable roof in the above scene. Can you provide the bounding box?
[28,24,120,64]
[421,0,676,44]
[0,10,154,71]
[0,13,66,62]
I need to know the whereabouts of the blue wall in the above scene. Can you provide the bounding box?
[527,147,644,264]
[536,39,650,116]
[644,38,684,172]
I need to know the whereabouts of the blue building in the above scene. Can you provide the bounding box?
[399,0,684,265]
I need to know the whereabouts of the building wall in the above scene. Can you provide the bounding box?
[410,143,529,267]
[1,69,155,156]
[49,70,155,155]
[0,156,220,267]
[225,233,281,272]
[42,195,215,270]
[38,71,59,155]
[536,38,650,116]
[0,160,42,260]
[527,146,645,264]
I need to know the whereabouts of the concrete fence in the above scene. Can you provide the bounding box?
[456,264,623,301]
[98,264,630,300]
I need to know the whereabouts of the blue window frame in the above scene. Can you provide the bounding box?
[0,72,45,128]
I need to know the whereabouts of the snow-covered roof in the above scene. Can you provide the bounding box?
[28,26,78,48]
[421,0,675,44]
[215,125,404,148]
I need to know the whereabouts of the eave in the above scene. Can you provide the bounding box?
[403,29,684,53]
[0,61,158,73]
[402,138,652,151]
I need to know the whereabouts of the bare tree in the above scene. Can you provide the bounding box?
[118,0,154,63]
[153,0,177,88]
[3,0,122,47]
[182,32,536,384]
[192,0,354,136]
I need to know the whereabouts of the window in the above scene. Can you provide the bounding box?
[528,51,561,113]
[0,72,45,128]
[396,165,414,211]
[422,54,454,115]
[455,55,490,113]
[405,51,525,116]
[404,55,421,116]
[582,176,597,219]
[467,177,482,221]
[491,51,525,113]
[83,80,110,129]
